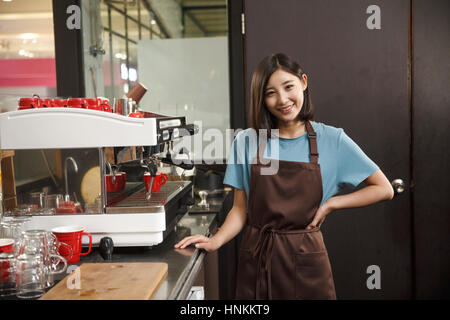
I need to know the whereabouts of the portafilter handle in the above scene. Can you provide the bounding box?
[145,160,158,200]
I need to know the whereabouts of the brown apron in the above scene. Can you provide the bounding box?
[235,121,336,300]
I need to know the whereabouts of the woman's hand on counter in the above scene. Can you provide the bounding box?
[174,234,220,252]
[174,188,247,253]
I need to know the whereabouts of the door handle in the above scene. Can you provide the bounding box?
[391,179,406,195]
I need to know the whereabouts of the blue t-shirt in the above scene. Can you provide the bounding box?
[223,122,379,209]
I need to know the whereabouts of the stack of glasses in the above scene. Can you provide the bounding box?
[0,217,71,299]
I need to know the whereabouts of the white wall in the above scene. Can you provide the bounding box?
[137,37,230,161]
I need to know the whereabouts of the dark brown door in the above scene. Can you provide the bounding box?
[243,0,412,299]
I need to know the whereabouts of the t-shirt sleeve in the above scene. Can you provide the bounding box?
[223,134,245,190]
[336,130,379,188]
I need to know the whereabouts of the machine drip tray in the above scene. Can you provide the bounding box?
[106,181,191,214]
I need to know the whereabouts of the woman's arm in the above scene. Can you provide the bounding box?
[174,188,247,252]
[306,169,394,229]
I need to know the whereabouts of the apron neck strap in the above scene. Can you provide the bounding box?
[256,121,319,164]
[305,121,319,164]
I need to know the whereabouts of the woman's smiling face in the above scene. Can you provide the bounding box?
[264,68,308,126]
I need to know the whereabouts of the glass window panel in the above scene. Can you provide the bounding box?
[110,8,126,37]
[151,23,162,39]
[128,19,140,42]
[140,2,151,28]
[141,25,151,40]
[127,3,139,23]
[108,1,124,12]
[100,2,109,30]
[128,42,138,85]
[111,35,127,97]
[0,0,56,114]
[102,29,114,102]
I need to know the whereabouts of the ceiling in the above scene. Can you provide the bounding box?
[0,0,227,59]
[180,0,228,37]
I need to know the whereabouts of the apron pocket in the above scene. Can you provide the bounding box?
[295,251,336,300]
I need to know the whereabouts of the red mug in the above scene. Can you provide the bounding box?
[102,103,112,113]
[128,112,144,118]
[41,98,53,108]
[18,97,41,110]
[0,239,14,253]
[55,201,84,214]
[106,172,126,193]
[52,226,92,264]
[67,98,87,108]
[99,98,112,112]
[144,173,168,192]
[52,99,68,107]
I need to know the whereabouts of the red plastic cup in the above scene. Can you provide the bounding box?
[0,252,14,285]
[41,98,53,108]
[128,112,144,118]
[99,99,112,112]
[52,99,68,107]
[67,98,87,108]
[0,239,14,253]
[52,226,92,264]
[144,173,168,192]
[106,172,126,193]
[18,97,41,110]
[86,98,103,111]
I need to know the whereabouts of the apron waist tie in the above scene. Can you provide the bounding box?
[250,224,320,300]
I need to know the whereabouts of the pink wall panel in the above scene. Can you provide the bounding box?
[0,58,56,87]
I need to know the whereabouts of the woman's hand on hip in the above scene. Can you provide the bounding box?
[174,234,220,252]
[306,201,333,230]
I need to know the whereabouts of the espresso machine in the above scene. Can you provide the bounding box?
[0,93,198,248]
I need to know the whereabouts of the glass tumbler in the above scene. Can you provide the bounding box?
[30,192,46,208]
[17,230,68,288]
[44,194,64,210]
[0,221,25,244]
[15,253,46,299]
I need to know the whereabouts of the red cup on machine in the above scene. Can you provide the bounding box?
[98,98,112,112]
[0,239,14,253]
[67,98,87,108]
[18,97,41,110]
[52,99,68,107]
[52,226,92,264]
[85,98,103,111]
[106,172,126,192]
[128,112,143,118]
[41,98,53,108]
[144,173,168,192]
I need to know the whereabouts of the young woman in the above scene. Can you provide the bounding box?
[175,53,394,300]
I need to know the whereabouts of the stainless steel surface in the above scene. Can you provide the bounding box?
[145,176,155,200]
[106,181,191,213]
[155,213,216,300]
[198,190,209,208]
[391,178,406,195]
[59,212,218,300]
[99,147,107,213]
[113,97,135,116]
